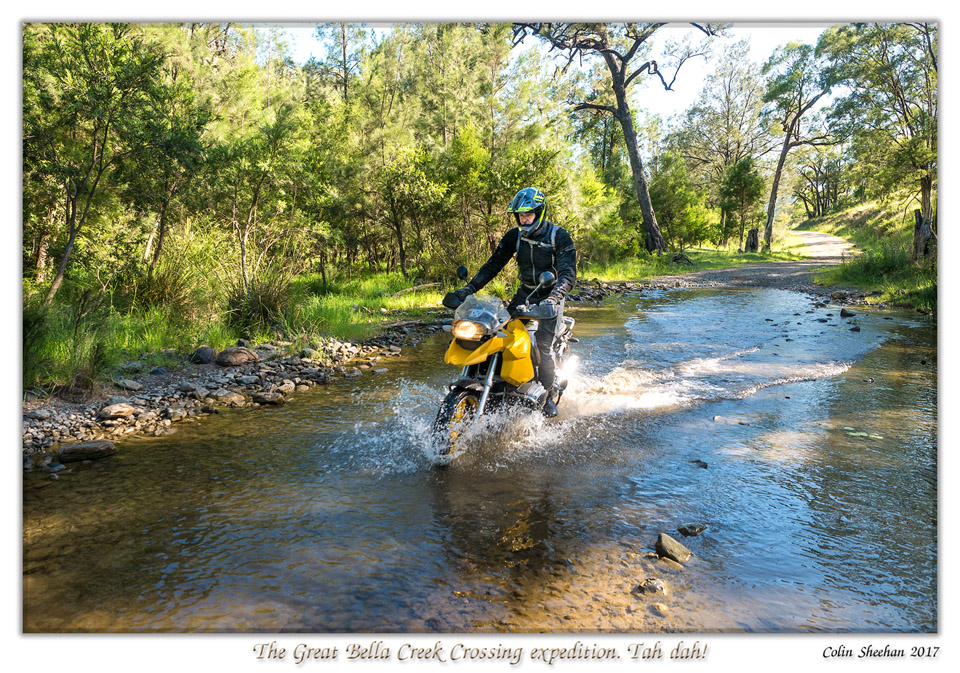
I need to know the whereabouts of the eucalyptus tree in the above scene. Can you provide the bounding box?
[792,145,845,219]
[312,22,367,105]
[23,22,167,304]
[118,24,210,273]
[817,22,938,260]
[199,26,310,288]
[671,40,768,243]
[760,40,833,249]
[511,22,722,253]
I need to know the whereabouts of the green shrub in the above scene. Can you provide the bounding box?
[224,269,294,335]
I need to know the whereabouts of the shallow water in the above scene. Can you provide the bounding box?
[23,287,937,633]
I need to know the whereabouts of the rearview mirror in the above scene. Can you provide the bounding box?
[456,265,469,281]
[538,271,556,286]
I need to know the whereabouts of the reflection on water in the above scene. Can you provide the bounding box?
[23,288,936,633]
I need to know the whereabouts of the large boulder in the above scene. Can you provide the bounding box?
[58,440,117,463]
[99,403,139,420]
[216,347,258,367]
[211,388,245,405]
[189,346,218,364]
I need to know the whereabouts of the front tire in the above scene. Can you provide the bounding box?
[433,389,481,456]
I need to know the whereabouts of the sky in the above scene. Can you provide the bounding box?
[271,22,830,122]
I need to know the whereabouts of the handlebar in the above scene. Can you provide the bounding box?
[442,293,557,320]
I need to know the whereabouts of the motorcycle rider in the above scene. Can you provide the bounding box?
[449,187,577,418]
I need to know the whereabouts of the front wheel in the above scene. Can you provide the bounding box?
[433,389,481,456]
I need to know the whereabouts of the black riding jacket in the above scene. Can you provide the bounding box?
[466,221,576,303]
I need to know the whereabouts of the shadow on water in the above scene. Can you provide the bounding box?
[23,287,936,633]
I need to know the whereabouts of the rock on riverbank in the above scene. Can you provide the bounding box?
[21,319,449,463]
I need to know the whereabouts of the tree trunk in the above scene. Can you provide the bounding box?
[604,55,665,254]
[34,232,50,284]
[616,101,665,254]
[763,133,792,251]
[45,220,79,305]
[151,201,168,272]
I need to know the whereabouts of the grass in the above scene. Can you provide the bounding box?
[793,198,937,314]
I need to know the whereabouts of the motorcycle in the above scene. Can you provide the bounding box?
[433,266,578,455]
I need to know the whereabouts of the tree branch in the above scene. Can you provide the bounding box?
[573,101,617,115]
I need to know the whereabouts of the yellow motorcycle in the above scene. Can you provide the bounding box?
[434,267,577,455]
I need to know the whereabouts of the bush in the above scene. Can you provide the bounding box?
[224,269,294,335]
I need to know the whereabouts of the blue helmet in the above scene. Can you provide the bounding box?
[507,187,548,235]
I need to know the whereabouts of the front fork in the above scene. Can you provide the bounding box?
[476,353,500,416]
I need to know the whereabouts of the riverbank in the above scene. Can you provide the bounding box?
[21,230,902,463]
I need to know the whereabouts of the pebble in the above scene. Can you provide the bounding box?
[634,578,668,595]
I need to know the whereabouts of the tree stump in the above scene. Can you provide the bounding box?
[745,228,760,253]
[913,209,937,263]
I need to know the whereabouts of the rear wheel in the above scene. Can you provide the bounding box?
[434,389,480,455]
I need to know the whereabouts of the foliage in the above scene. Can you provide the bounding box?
[817,23,937,222]
[719,158,766,248]
[648,152,717,251]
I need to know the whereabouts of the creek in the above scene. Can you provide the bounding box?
[23,287,937,632]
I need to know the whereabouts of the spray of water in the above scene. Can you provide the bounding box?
[331,332,867,471]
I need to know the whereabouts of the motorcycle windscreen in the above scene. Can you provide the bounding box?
[453,294,511,330]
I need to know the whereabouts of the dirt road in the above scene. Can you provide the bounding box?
[648,230,857,294]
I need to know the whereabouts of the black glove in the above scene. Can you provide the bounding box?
[453,286,474,302]
[538,295,559,318]
[442,286,474,309]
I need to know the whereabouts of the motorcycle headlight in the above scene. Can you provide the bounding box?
[452,320,487,341]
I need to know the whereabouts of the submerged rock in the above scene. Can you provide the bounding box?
[59,440,117,463]
[840,308,856,317]
[634,578,669,595]
[655,533,693,563]
[677,523,708,537]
